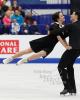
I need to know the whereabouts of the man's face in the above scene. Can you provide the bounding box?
[70,12,78,22]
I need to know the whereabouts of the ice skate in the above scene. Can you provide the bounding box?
[16,58,28,65]
[60,88,69,96]
[60,89,76,96]
[3,57,13,64]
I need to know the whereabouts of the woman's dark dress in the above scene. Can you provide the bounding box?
[29,23,65,57]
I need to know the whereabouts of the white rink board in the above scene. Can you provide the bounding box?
[1,35,80,60]
[0,35,66,58]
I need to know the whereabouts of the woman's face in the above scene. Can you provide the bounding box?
[58,12,65,23]
[70,12,78,22]
[6,10,11,17]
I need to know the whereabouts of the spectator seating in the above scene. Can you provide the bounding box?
[0,14,70,35]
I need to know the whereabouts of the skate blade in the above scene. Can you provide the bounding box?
[60,92,76,96]
[60,92,70,96]
[69,93,76,96]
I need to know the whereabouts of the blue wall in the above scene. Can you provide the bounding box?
[17,0,46,5]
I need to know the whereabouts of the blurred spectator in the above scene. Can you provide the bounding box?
[2,0,9,12]
[0,17,3,34]
[3,10,11,34]
[5,0,11,7]
[25,12,39,35]
[25,12,35,25]
[11,9,24,26]
[19,22,29,35]
[0,0,3,6]
[28,20,39,35]
[12,0,18,11]
[0,5,4,20]
[18,6,25,18]
[11,18,20,35]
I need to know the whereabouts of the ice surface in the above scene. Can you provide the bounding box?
[0,64,80,100]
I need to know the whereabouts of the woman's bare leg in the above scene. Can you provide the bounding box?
[12,47,33,59]
[3,47,33,64]
[27,50,46,61]
[17,50,47,64]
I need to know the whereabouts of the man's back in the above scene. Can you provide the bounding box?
[66,21,80,49]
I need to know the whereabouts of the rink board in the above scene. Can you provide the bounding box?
[0,35,80,64]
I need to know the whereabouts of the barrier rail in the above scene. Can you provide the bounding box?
[20,4,71,9]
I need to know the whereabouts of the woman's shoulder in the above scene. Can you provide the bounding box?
[50,22,59,28]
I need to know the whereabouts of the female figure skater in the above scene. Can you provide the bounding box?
[3,11,69,65]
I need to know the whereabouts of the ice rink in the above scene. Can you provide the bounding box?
[0,64,80,100]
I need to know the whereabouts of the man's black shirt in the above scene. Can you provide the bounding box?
[56,21,80,49]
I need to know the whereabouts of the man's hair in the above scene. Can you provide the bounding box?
[52,11,61,22]
[71,10,80,20]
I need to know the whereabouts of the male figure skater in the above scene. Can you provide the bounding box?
[56,10,80,95]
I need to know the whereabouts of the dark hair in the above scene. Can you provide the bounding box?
[52,11,61,22]
[71,10,80,20]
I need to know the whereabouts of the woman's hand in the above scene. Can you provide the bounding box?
[66,45,72,50]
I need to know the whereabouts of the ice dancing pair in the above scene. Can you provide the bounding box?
[3,11,77,96]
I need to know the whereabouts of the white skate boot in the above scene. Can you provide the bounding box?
[3,57,13,64]
[16,58,28,65]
